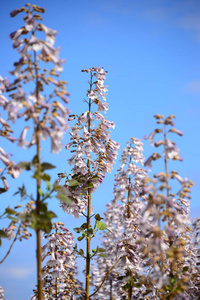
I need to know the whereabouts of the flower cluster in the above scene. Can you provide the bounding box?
[92,138,146,299]
[140,115,196,299]
[59,67,120,217]
[0,76,21,191]
[31,222,83,299]
[4,3,69,154]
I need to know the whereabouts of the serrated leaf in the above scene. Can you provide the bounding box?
[17,161,31,170]
[0,230,8,238]
[41,162,56,171]
[96,221,107,231]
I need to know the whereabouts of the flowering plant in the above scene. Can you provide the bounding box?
[0,3,69,299]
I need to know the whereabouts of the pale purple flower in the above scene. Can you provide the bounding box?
[25,14,37,31]
[39,24,57,45]
[17,126,30,148]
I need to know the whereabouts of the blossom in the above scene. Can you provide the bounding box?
[164,138,181,160]
[6,3,69,155]
[39,24,57,45]
[92,138,146,298]
[60,68,119,217]
[0,286,5,300]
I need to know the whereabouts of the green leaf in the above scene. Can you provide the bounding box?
[170,278,175,284]
[43,222,52,234]
[98,247,105,252]
[80,223,87,230]
[88,228,94,235]
[46,211,57,219]
[7,216,18,222]
[31,155,39,165]
[17,161,31,170]
[78,249,84,256]
[42,174,51,181]
[99,253,107,257]
[46,181,51,191]
[40,203,48,213]
[38,188,44,196]
[41,162,56,171]
[95,213,103,221]
[57,194,72,204]
[96,221,107,231]
[5,208,16,215]
[84,182,94,190]
[77,236,84,241]
[69,179,81,187]
[0,230,8,238]
[74,227,81,233]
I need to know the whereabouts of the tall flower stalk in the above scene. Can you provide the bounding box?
[31,222,83,299]
[4,3,69,299]
[91,137,147,299]
[141,114,195,299]
[58,67,120,299]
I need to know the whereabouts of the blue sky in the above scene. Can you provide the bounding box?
[0,0,200,299]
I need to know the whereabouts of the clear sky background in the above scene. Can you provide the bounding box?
[0,0,200,299]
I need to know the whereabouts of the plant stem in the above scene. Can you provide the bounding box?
[34,50,42,300]
[36,126,42,300]
[109,277,113,300]
[127,175,132,299]
[0,222,21,264]
[86,188,91,300]
[89,256,124,298]
[85,72,93,300]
